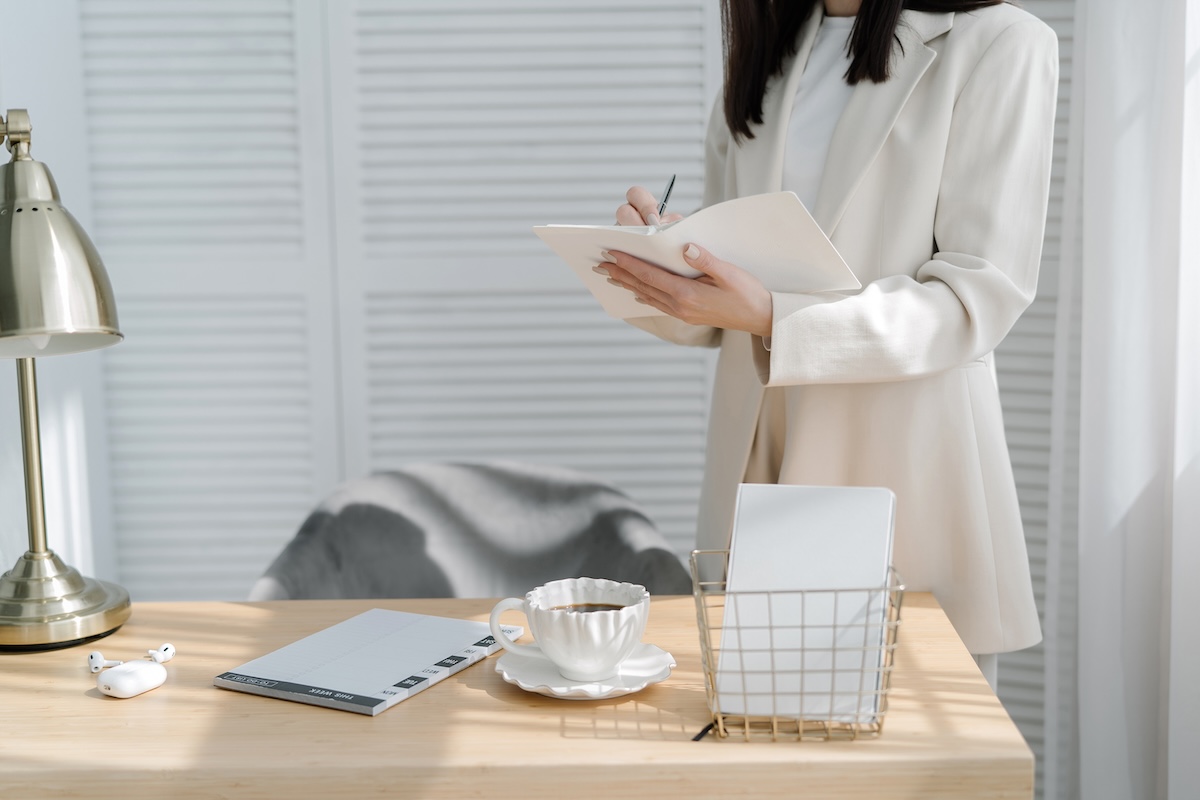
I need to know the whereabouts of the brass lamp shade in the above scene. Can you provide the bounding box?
[0,143,122,356]
[0,109,130,650]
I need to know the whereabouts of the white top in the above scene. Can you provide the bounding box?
[781,15,857,212]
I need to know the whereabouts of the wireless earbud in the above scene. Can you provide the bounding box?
[147,643,176,663]
[91,643,177,698]
[87,651,123,673]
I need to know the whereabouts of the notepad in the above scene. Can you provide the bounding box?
[214,608,523,716]
[716,484,896,722]
[533,191,860,319]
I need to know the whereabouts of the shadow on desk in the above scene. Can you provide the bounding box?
[458,662,711,742]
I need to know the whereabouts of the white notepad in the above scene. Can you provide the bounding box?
[533,191,860,319]
[214,608,523,716]
[717,484,896,722]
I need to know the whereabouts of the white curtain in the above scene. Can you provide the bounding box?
[1050,0,1200,798]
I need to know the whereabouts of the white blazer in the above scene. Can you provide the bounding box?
[632,4,1058,654]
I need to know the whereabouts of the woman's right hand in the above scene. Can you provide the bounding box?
[615,185,685,227]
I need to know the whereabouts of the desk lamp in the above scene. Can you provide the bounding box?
[0,109,130,650]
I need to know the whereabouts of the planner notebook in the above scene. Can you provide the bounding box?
[533,191,860,319]
[717,484,896,723]
[214,608,523,716]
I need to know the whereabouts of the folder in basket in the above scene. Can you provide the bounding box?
[717,484,896,723]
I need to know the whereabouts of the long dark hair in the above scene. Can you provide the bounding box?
[721,0,1006,140]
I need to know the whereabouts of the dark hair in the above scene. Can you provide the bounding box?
[721,0,1006,140]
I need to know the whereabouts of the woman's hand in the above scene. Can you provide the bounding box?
[615,185,685,227]
[595,243,774,338]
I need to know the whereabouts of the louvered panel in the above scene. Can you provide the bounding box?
[326,0,719,553]
[364,291,708,554]
[998,299,1056,534]
[1004,650,1049,798]
[1000,640,1048,750]
[104,296,318,600]
[351,0,710,262]
[79,0,305,259]
[1048,280,1083,800]
[993,4,1076,799]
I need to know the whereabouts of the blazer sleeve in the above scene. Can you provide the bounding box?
[754,18,1059,385]
[625,94,730,348]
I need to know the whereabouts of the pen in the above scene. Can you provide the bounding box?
[656,174,676,219]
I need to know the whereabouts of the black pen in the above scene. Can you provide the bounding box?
[656,174,676,220]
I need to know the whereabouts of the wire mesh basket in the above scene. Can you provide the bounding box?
[690,549,904,742]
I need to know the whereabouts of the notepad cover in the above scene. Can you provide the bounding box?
[215,608,523,715]
[534,192,860,319]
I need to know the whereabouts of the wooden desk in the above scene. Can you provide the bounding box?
[0,595,1032,799]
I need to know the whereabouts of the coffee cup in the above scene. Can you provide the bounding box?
[488,577,650,682]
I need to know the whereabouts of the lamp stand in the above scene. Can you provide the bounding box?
[0,357,130,650]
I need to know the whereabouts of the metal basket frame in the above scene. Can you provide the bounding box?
[690,549,905,742]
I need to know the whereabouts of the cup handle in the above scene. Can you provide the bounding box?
[489,597,545,660]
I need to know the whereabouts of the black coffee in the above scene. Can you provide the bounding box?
[548,603,626,613]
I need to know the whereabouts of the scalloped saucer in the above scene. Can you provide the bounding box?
[495,642,675,700]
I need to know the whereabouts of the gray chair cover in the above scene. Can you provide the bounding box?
[248,461,691,600]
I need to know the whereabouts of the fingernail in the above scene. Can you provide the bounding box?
[592,265,609,276]
[647,213,660,226]
[601,250,616,262]
[684,244,700,259]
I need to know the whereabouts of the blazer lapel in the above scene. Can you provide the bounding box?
[811,11,954,235]
[731,4,823,197]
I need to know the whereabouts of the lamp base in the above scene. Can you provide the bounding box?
[0,549,131,651]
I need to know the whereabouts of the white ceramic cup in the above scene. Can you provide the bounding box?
[488,577,650,682]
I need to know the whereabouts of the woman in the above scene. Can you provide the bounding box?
[597,0,1058,681]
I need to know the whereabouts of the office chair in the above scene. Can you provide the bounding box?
[248,461,692,600]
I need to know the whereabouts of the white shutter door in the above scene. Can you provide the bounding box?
[325,0,722,555]
[80,0,340,599]
[993,2,1077,799]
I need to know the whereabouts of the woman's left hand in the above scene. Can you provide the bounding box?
[595,243,773,337]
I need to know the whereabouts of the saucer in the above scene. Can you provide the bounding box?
[495,642,675,700]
